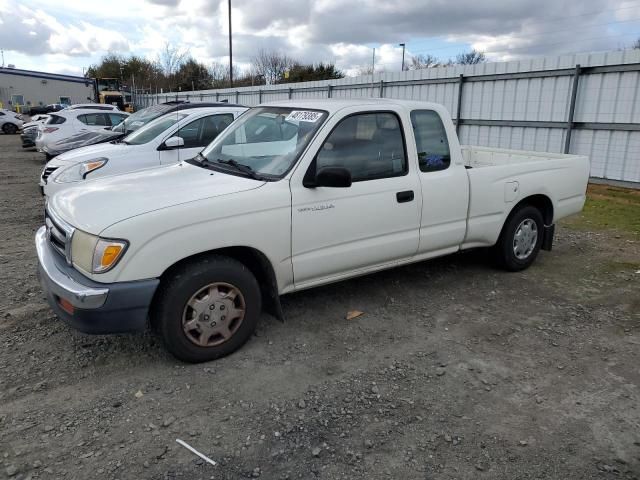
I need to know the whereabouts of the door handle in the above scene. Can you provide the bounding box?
[396,190,414,203]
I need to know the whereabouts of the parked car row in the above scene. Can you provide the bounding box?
[40,101,239,157]
[41,104,246,195]
[33,98,590,363]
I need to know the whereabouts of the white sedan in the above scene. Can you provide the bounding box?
[0,109,24,134]
[41,105,247,196]
[36,109,129,159]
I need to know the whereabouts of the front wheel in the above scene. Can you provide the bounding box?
[2,123,18,134]
[493,205,544,271]
[153,255,262,363]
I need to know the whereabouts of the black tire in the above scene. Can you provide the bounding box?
[3,123,18,135]
[493,205,544,272]
[152,255,261,363]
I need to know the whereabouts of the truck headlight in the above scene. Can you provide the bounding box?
[54,158,108,183]
[71,229,128,273]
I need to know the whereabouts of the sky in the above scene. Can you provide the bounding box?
[0,0,639,77]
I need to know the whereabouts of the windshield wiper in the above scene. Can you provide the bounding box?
[215,159,265,181]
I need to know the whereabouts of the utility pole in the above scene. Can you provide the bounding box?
[399,43,406,71]
[228,0,233,87]
[372,48,375,75]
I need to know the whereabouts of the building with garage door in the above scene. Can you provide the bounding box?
[0,66,95,112]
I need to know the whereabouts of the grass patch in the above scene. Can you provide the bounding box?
[563,184,640,237]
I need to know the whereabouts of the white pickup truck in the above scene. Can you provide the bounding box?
[36,99,590,362]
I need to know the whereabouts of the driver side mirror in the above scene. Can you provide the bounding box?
[159,136,184,150]
[314,167,352,188]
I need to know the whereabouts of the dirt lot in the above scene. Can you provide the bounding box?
[0,133,638,480]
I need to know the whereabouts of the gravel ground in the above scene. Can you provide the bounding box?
[0,134,639,480]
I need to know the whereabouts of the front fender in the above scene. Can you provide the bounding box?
[95,184,294,293]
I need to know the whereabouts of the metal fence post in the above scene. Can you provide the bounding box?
[327,85,333,98]
[216,92,219,102]
[379,80,384,98]
[455,74,465,135]
[564,64,581,154]
[236,91,239,103]
[288,88,293,99]
[258,89,262,104]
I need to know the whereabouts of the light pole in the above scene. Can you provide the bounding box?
[372,47,375,74]
[399,43,406,71]
[228,0,233,87]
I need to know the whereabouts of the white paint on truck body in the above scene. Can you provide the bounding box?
[46,99,590,295]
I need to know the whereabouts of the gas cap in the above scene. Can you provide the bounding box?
[504,181,519,202]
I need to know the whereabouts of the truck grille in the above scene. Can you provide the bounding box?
[45,208,74,264]
[41,166,59,183]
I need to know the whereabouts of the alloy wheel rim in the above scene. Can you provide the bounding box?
[181,282,246,347]
[513,218,538,260]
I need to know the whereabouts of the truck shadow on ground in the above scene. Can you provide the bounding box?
[64,247,498,367]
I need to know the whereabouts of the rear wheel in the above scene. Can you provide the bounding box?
[153,255,261,363]
[494,205,544,271]
[2,123,18,134]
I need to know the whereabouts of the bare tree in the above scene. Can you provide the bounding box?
[409,54,441,70]
[208,62,246,88]
[158,42,189,77]
[251,49,295,84]
[454,49,486,65]
[633,37,640,49]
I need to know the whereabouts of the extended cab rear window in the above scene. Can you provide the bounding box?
[411,110,451,172]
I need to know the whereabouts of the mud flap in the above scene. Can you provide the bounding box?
[541,224,555,251]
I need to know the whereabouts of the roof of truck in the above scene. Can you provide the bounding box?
[259,98,445,114]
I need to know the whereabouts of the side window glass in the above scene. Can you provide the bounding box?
[174,117,205,148]
[108,113,126,126]
[315,112,407,182]
[200,114,235,146]
[78,113,107,126]
[411,110,451,172]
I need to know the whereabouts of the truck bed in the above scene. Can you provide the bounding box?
[461,145,587,168]
[459,145,590,250]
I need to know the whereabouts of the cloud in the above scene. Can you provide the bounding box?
[147,0,181,5]
[0,1,130,57]
[2,0,639,76]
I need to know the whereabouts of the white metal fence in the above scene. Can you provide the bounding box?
[139,49,640,183]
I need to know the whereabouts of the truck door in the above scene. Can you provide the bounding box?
[290,109,421,287]
[410,110,469,254]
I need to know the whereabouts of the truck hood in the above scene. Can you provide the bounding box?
[48,162,265,234]
[48,142,135,167]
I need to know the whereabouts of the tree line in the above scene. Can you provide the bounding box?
[86,44,346,93]
[86,44,492,93]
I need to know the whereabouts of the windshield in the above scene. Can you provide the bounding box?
[201,107,328,178]
[112,104,176,134]
[123,113,188,145]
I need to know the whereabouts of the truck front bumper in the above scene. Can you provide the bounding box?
[35,226,159,334]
